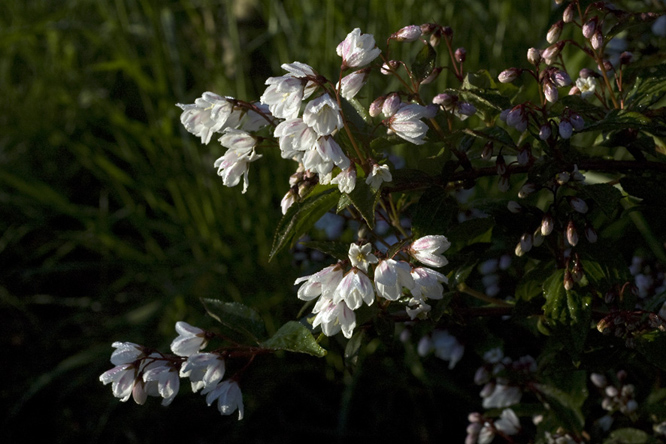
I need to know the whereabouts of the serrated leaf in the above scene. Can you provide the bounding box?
[580,183,622,217]
[515,261,556,301]
[270,185,340,261]
[201,299,267,343]
[533,383,585,434]
[542,270,592,357]
[260,321,327,357]
[603,428,651,444]
[626,63,666,109]
[412,43,436,82]
[342,178,382,228]
[411,187,458,237]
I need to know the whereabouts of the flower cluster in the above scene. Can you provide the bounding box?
[100,322,244,419]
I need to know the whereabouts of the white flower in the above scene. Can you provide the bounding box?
[203,380,244,420]
[170,321,208,357]
[303,94,343,136]
[374,259,415,301]
[494,408,520,435]
[179,352,226,393]
[576,76,597,99]
[312,296,357,338]
[393,25,422,42]
[99,363,138,402]
[260,75,307,120]
[280,189,296,215]
[315,136,350,170]
[274,118,317,160]
[110,342,145,365]
[386,104,430,145]
[365,164,392,190]
[409,235,451,267]
[348,243,379,272]
[177,92,240,144]
[481,383,522,409]
[337,28,381,69]
[142,363,180,406]
[331,167,357,193]
[431,330,464,369]
[405,299,432,319]
[333,269,375,310]
[214,129,262,193]
[294,263,344,301]
[410,267,448,300]
[337,69,369,100]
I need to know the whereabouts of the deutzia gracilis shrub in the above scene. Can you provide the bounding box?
[102,2,666,441]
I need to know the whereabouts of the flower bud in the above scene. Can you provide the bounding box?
[456,102,476,118]
[496,153,507,175]
[552,70,572,87]
[591,373,608,388]
[498,68,520,83]
[567,220,578,246]
[520,233,533,253]
[585,224,598,243]
[429,29,442,47]
[563,4,575,23]
[382,92,401,117]
[393,25,422,42]
[569,196,589,213]
[420,23,437,35]
[433,92,457,109]
[518,182,536,198]
[591,30,603,50]
[583,17,598,39]
[369,96,385,117]
[543,42,564,65]
[559,120,573,139]
[547,21,564,43]
[533,229,544,247]
[481,142,493,161]
[498,174,510,193]
[381,60,399,75]
[544,80,559,103]
[569,113,585,130]
[619,51,633,65]
[455,47,467,63]
[527,47,542,65]
[564,269,574,290]
[541,213,554,236]
[517,145,531,166]
[556,171,570,185]
[507,200,522,213]
[579,68,596,79]
[441,26,453,38]
[539,123,552,140]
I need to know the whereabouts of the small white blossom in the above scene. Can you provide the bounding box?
[333,268,375,310]
[365,164,392,190]
[331,167,357,193]
[303,94,343,136]
[312,295,357,338]
[142,363,180,406]
[430,330,464,369]
[177,92,240,144]
[295,263,344,301]
[203,380,244,420]
[179,352,226,393]
[386,104,431,145]
[348,243,379,272]
[576,76,597,99]
[409,235,451,267]
[337,28,381,69]
[337,69,369,100]
[110,342,145,366]
[273,118,317,161]
[410,267,447,300]
[170,321,208,357]
[214,129,262,194]
[393,25,422,42]
[374,259,415,301]
[99,363,138,403]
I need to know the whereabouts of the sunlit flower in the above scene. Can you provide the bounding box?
[365,164,392,190]
[177,92,240,144]
[99,363,138,402]
[337,69,370,100]
[333,268,375,310]
[170,321,208,357]
[331,166,357,193]
[142,362,180,406]
[294,263,344,301]
[214,129,262,193]
[348,243,379,272]
[312,295,357,338]
[386,104,431,145]
[203,380,244,420]
[179,352,226,393]
[409,235,451,267]
[337,28,381,69]
[303,94,343,136]
[374,259,414,301]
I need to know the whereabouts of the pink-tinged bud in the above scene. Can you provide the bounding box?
[455,47,467,63]
[498,174,510,192]
[567,220,578,246]
[496,153,507,175]
[541,213,554,236]
[441,26,453,37]
[543,42,564,65]
[381,60,399,75]
[601,59,613,72]
[552,70,571,87]
[547,21,564,43]
[382,93,401,117]
[420,23,437,35]
[498,68,520,83]
[564,269,575,290]
[591,373,608,388]
[619,51,633,65]
[569,86,580,96]
[583,17,598,39]
[421,66,443,84]
[544,80,559,103]
[394,25,422,42]
[527,47,542,65]
[433,93,457,110]
[579,68,596,79]
[539,123,552,140]
[591,30,603,50]
[520,233,533,253]
[507,201,522,213]
[518,182,536,198]
[585,224,598,243]
[570,113,585,130]
[429,29,442,47]
[369,96,385,117]
[559,120,573,139]
[569,196,589,213]
[481,141,493,161]
[563,4,575,23]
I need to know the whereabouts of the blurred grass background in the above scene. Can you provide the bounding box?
[1,0,558,442]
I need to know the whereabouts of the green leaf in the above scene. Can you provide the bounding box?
[446,217,494,252]
[533,383,585,434]
[339,178,382,228]
[620,173,666,204]
[463,127,516,148]
[580,183,623,217]
[270,185,340,261]
[201,299,267,343]
[411,187,458,237]
[515,261,556,302]
[411,42,436,83]
[626,63,666,109]
[603,428,652,444]
[635,331,666,371]
[542,270,592,358]
[260,321,327,357]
